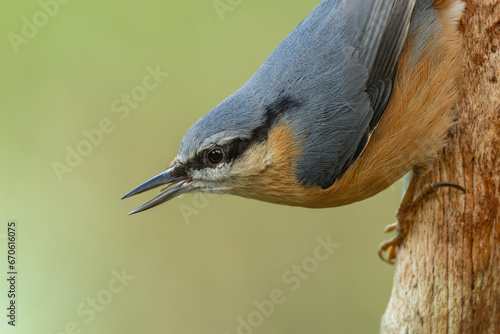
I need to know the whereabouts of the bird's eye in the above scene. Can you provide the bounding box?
[207,148,224,165]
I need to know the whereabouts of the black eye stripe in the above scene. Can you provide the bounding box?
[226,138,250,162]
[186,139,248,170]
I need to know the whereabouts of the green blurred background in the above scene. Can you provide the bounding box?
[0,1,402,333]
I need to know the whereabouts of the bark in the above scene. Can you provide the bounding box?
[381,1,500,333]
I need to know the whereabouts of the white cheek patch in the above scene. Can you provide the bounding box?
[191,163,229,181]
[189,163,233,193]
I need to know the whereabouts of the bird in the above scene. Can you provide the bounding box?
[122,0,465,263]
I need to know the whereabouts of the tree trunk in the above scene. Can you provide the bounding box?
[381,1,500,333]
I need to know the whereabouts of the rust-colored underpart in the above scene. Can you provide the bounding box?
[381,0,500,332]
[231,0,462,209]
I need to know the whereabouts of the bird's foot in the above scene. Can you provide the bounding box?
[378,217,412,264]
[378,182,465,264]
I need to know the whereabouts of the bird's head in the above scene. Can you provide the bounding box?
[122,90,307,215]
[122,0,373,214]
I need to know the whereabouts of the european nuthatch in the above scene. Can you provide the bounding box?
[123,0,465,262]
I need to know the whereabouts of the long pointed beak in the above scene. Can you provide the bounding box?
[121,167,192,215]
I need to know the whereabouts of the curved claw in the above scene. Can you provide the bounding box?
[378,238,400,264]
[378,180,465,264]
[384,221,398,233]
[378,218,410,264]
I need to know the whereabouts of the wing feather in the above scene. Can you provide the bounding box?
[292,0,417,188]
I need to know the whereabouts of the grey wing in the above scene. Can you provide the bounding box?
[364,0,417,130]
[295,0,417,188]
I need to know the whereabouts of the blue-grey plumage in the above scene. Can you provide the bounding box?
[180,0,415,188]
[123,0,464,216]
